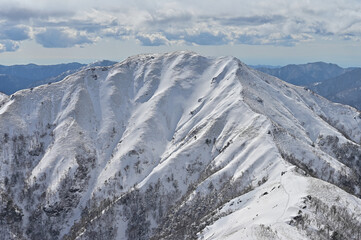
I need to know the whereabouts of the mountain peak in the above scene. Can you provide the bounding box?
[86,60,118,68]
[1,52,361,240]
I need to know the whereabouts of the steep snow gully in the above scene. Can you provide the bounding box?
[0,51,361,240]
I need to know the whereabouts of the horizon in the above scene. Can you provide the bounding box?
[0,50,359,69]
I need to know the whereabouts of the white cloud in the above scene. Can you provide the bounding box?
[35,28,94,48]
[0,40,19,52]
[0,25,30,41]
[136,33,170,46]
[0,0,361,51]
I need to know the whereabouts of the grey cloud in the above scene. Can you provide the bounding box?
[236,33,300,47]
[182,32,228,45]
[136,33,168,46]
[148,11,193,25]
[0,40,19,52]
[35,28,93,48]
[2,0,361,50]
[236,34,261,45]
[39,19,118,33]
[308,21,334,36]
[0,26,30,41]
[341,33,361,41]
[160,31,229,46]
[0,7,73,21]
[102,27,131,39]
[214,15,285,26]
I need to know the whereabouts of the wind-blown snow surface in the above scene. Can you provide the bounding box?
[0,52,361,240]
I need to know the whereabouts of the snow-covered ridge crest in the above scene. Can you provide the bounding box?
[0,51,361,239]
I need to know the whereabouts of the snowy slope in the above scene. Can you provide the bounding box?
[30,60,118,88]
[0,51,360,240]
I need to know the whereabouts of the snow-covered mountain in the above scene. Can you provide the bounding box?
[0,52,360,240]
[29,60,118,89]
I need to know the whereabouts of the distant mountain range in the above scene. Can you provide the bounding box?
[1,60,360,111]
[311,68,361,110]
[0,60,117,95]
[255,62,361,110]
[254,62,354,86]
[249,64,282,69]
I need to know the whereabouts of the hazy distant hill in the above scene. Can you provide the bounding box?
[256,62,351,86]
[29,60,118,88]
[310,68,361,110]
[0,63,85,94]
[256,62,361,110]
[0,60,117,95]
[249,64,282,69]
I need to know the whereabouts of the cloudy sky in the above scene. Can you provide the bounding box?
[0,0,360,66]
